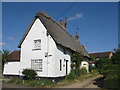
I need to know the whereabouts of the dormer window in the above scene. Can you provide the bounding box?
[33,39,41,50]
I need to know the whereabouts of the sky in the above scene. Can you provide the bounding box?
[2,2,118,53]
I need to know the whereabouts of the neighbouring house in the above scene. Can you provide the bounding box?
[3,11,89,78]
[89,51,113,60]
[80,61,89,72]
[3,50,20,76]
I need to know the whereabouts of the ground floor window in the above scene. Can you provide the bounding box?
[60,59,62,71]
[31,59,43,72]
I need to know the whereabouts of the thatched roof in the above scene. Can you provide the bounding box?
[18,11,89,56]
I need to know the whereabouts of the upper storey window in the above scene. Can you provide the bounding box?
[34,39,41,50]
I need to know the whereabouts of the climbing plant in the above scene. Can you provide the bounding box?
[71,51,84,68]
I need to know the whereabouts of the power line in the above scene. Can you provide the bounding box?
[57,2,75,19]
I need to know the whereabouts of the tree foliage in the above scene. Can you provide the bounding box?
[71,51,84,68]
[111,48,120,64]
[96,58,112,73]
[0,49,10,73]
[95,48,120,88]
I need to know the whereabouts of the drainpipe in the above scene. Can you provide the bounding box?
[47,33,49,77]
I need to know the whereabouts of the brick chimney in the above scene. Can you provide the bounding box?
[59,20,66,28]
[59,17,68,29]
[75,32,79,41]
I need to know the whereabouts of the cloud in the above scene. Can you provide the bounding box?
[68,13,83,21]
[0,42,6,46]
[8,37,15,40]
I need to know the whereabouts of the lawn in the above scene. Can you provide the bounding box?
[5,73,99,88]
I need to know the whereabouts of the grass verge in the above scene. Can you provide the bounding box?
[6,73,100,88]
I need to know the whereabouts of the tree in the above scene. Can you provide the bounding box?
[89,56,96,61]
[71,51,84,68]
[0,50,10,73]
[95,58,112,73]
[112,48,120,64]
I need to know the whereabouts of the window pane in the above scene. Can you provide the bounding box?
[34,40,41,49]
[31,59,43,72]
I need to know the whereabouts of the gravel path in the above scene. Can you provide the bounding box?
[54,75,103,88]
[84,76,104,88]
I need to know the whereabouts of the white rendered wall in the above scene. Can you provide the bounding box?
[20,18,72,77]
[3,61,20,75]
[80,61,89,72]
[53,45,72,77]
[20,18,48,77]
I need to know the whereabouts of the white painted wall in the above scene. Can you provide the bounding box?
[20,18,48,77]
[5,18,72,77]
[53,45,72,77]
[80,61,89,72]
[3,61,20,75]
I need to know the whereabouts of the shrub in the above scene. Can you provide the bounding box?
[66,69,76,80]
[71,51,84,68]
[66,68,82,80]
[103,75,119,88]
[74,67,81,76]
[89,64,96,71]
[80,68,87,75]
[22,69,37,80]
[95,58,112,73]
[90,70,98,74]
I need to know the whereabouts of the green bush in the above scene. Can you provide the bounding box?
[66,68,82,80]
[22,69,37,80]
[89,64,96,71]
[96,58,112,73]
[74,68,81,76]
[80,68,87,75]
[66,69,76,80]
[66,68,88,80]
[90,70,98,74]
[103,75,119,88]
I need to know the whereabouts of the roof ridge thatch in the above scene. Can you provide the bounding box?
[18,11,89,57]
[37,11,75,39]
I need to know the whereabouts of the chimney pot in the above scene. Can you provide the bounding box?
[59,19,67,29]
[75,32,79,41]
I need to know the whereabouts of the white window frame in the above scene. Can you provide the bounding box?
[33,39,41,50]
[31,59,43,72]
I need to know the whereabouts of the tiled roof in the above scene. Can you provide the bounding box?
[8,50,20,61]
[89,51,112,58]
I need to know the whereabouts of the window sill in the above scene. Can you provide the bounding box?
[32,49,41,51]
